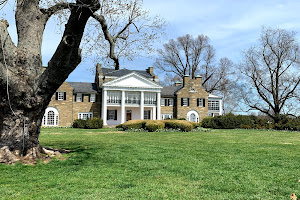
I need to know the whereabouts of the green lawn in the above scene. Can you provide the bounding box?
[1,128,300,199]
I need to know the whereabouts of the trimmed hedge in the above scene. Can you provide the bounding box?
[164,120,194,132]
[72,118,103,129]
[201,114,270,129]
[117,119,196,132]
[119,120,147,130]
[274,117,300,131]
[145,120,165,132]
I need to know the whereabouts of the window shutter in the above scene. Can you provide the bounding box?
[165,99,168,106]
[181,98,183,106]
[88,94,91,102]
[64,92,66,100]
[114,110,117,120]
[203,99,205,107]
[75,94,77,102]
[82,94,84,102]
[187,98,190,106]
[94,94,97,102]
[197,98,199,107]
[55,92,58,100]
[107,110,109,120]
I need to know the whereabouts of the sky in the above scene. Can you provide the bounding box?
[2,0,300,82]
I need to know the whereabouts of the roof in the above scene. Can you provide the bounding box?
[101,68,153,78]
[67,82,98,94]
[161,85,183,97]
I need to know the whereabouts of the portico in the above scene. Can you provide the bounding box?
[101,72,162,125]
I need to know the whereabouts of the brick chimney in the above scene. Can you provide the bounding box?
[153,75,159,83]
[95,63,104,87]
[183,75,190,86]
[174,81,182,86]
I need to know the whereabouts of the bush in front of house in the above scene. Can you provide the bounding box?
[145,120,165,132]
[274,116,300,131]
[201,114,272,129]
[164,120,194,132]
[119,120,147,130]
[72,118,103,129]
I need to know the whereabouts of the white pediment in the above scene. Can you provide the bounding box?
[102,72,162,89]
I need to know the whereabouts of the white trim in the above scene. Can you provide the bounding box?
[43,107,59,126]
[78,112,93,120]
[187,110,199,123]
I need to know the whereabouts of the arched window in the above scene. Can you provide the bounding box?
[187,110,199,123]
[43,107,59,126]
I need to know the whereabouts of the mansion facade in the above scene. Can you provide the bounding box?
[43,64,222,126]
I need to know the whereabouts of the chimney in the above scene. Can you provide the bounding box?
[174,81,182,86]
[147,66,154,76]
[95,63,103,87]
[153,75,159,83]
[183,75,190,86]
[195,75,203,87]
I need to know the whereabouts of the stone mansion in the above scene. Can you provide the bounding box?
[43,64,222,126]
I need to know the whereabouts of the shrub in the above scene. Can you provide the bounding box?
[145,120,165,132]
[274,117,300,131]
[72,118,103,129]
[164,120,194,132]
[85,117,103,129]
[120,120,147,130]
[72,119,86,128]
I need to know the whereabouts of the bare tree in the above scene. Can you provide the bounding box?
[155,34,233,93]
[85,0,165,70]
[239,27,300,123]
[0,0,161,164]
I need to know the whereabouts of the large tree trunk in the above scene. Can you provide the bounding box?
[0,0,98,164]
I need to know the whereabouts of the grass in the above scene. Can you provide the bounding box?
[1,128,300,199]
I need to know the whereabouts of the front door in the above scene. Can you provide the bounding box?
[126,110,132,121]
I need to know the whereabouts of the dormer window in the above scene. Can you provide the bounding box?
[76,93,83,102]
[90,94,96,102]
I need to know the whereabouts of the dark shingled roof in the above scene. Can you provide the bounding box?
[67,82,98,94]
[161,85,183,97]
[101,68,153,78]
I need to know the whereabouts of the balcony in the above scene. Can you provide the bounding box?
[125,99,140,104]
[107,99,121,104]
[144,100,156,105]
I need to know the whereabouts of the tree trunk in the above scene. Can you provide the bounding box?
[0,1,98,164]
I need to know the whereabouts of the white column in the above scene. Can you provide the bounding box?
[102,89,107,125]
[140,91,144,119]
[157,92,161,120]
[121,90,125,124]
[219,99,223,116]
[152,106,156,120]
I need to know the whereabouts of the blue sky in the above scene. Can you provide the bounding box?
[3,0,300,82]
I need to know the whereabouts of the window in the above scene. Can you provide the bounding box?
[78,112,93,120]
[42,107,59,126]
[107,110,117,120]
[168,98,173,106]
[161,98,173,106]
[197,98,205,107]
[125,92,140,104]
[144,92,156,105]
[161,114,173,119]
[144,110,151,119]
[90,94,96,102]
[208,100,220,111]
[181,98,189,106]
[161,98,165,106]
[190,113,196,122]
[76,93,83,102]
[56,92,66,100]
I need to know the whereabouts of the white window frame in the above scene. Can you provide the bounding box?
[90,94,96,102]
[76,93,83,102]
[161,98,165,106]
[161,114,173,119]
[78,112,93,120]
[182,98,188,106]
[57,92,64,100]
[168,98,173,106]
[42,107,59,126]
[208,100,220,111]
